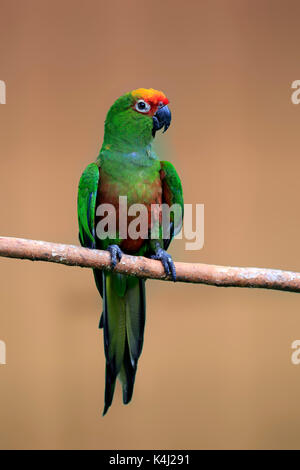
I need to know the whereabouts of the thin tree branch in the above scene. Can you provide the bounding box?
[0,236,300,293]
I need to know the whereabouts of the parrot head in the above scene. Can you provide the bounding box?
[103,88,171,150]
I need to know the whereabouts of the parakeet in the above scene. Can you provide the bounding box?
[77,88,184,415]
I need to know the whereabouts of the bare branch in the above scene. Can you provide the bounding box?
[0,236,300,293]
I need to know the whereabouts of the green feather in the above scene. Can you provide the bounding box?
[102,272,126,415]
[77,162,99,248]
[125,277,146,365]
[102,273,146,415]
[77,89,184,415]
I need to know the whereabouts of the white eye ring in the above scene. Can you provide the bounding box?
[135,99,151,113]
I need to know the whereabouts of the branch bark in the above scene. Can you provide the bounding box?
[0,236,300,293]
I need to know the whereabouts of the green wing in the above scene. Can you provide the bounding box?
[160,160,184,249]
[77,162,100,249]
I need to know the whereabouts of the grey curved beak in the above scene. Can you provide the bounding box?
[152,105,171,137]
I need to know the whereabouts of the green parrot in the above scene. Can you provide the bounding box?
[77,88,184,415]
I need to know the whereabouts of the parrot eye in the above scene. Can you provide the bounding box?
[135,100,151,113]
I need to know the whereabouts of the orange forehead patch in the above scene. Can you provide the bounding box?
[131,88,169,106]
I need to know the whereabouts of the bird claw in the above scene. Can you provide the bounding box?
[107,245,123,268]
[151,247,176,281]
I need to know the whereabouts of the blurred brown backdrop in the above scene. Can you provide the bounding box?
[1,0,300,450]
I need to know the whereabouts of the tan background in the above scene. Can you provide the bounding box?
[1,0,300,450]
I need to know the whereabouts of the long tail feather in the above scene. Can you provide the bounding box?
[119,341,137,405]
[102,272,126,415]
[101,272,146,415]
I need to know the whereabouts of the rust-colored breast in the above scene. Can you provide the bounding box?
[96,168,162,253]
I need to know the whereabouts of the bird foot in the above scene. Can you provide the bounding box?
[150,247,176,281]
[107,245,123,268]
